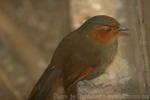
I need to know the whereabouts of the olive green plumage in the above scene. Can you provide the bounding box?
[28,15,121,100]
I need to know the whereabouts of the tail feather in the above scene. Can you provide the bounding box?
[28,66,62,100]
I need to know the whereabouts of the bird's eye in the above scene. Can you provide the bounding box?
[105,27,112,32]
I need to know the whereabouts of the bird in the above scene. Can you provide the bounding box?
[28,15,128,100]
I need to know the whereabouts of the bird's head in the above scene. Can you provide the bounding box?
[80,15,128,45]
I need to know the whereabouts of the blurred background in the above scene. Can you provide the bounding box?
[0,0,150,100]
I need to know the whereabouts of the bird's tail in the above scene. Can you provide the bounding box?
[28,66,63,100]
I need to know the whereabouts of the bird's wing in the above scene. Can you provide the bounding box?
[66,66,94,92]
[51,31,99,93]
[63,51,97,93]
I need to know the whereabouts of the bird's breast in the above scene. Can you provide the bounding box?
[85,40,118,80]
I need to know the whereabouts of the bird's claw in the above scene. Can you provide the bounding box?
[83,80,97,88]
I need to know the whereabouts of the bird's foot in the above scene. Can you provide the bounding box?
[82,80,97,88]
[97,83,112,89]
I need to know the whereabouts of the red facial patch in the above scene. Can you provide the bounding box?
[90,25,118,44]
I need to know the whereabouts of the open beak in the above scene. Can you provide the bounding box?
[118,26,129,36]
